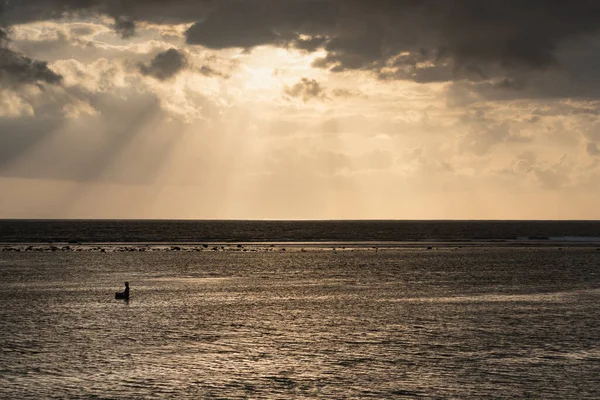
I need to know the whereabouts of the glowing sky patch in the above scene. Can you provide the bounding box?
[1,1,600,218]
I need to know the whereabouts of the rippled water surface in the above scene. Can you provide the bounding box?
[1,248,600,398]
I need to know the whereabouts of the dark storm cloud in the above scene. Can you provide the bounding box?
[0,28,8,42]
[139,48,187,81]
[0,0,212,33]
[0,21,64,88]
[4,1,600,84]
[0,25,62,87]
[185,1,284,49]
[180,0,600,83]
[113,16,135,38]
[184,0,338,49]
[0,47,63,86]
[290,36,328,52]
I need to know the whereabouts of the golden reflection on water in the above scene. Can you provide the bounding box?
[0,248,599,398]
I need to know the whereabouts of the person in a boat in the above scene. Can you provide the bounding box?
[116,282,130,299]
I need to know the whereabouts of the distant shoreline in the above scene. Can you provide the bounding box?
[3,239,600,253]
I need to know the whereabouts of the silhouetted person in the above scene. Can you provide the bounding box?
[115,281,130,300]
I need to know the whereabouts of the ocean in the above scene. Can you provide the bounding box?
[2,219,600,243]
[1,221,599,398]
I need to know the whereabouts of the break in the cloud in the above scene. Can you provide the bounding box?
[2,1,600,218]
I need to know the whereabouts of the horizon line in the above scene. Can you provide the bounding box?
[1,218,599,222]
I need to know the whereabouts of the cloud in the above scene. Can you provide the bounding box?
[113,16,135,38]
[0,26,63,87]
[139,48,187,80]
[586,141,600,156]
[137,48,230,81]
[0,47,63,86]
[459,109,532,155]
[179,0,600,86]
[184,0,338,49]
[184,3,283,50]
[3,1,600,87]
[0,28,8,43]
[290,35,328,52]
[5,1,600,219]
[197,64,228,79]
[284,77,327,102]
[331,88,362,98]
[283,79,362,103]
[0,28,62,87]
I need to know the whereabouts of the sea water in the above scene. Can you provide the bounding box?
[2,219,600,243]
[1,247,599,399]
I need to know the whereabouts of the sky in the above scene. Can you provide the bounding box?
[1,0,600,219]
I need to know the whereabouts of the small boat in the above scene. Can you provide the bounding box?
[115,281,130,300]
